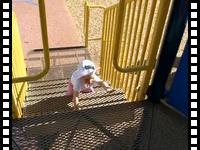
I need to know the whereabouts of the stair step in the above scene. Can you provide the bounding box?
[26,47,91,81]
[24,79,128,117]
[24,88,128,117]
[28,79,68,89]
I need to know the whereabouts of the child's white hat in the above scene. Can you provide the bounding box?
[72,60,96,80]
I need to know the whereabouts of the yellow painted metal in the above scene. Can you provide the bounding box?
[102,11,109,79]
[109,6,118,87]
[100,11,107,79]
[112,0,126,88]
[100,11,107,78]
[121,1,136,91]
[84,1,86,41]
[12,12,28,118]
[88,37,102,41]
[101,5,119,86]
[84,1,105,48]
[84,1,90,47]
[85,0,172,101]
[138,0,171,100]
[127,0,157,100]
[116,2,132,87]
[112,0,149,74]
[12,0,50,118]
[105,10,113,80]
[130,0,159,100]
[12,0,50,83]
[107,8,117,81]
[124,0,142,94]
[88,5,106,9]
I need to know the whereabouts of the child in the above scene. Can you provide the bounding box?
[67,60,113,110]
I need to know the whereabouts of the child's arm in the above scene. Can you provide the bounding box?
[96,81,114,92]
[91,74,114,92]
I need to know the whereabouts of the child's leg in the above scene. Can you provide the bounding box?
[67,82,73,96]
[73,91,80,110]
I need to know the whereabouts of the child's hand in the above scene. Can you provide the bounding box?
[95,67,101,75]
[105,87,114,93]
[96,67,101,71]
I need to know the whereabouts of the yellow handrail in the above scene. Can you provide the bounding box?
[112,0,149,73]
[85,0,172,101]
[84,1,105,47]
[87,4,106,9]
[12,0,50,83]
[138,0,172,100]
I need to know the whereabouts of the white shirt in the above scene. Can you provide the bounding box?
[71,72,102,92]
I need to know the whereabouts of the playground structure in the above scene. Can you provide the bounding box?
[12,0,188,149]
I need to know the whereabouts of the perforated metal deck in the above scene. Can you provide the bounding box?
[13,79,153,149]
[13,79,188,150]
[13,102,153,150]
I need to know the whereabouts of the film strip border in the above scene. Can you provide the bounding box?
[190,1,198,150]
[0,1,197,150]
[1,0,12,149]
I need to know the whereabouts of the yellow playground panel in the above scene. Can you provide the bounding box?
[12,12,28,118]
[84,0,171,101]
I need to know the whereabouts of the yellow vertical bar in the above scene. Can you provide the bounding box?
[127,0,153,101]
[13,0,50,83]
[84,1,86,40]
[85,4,90,48]
[102,11,109,79]
[138,0,171,100]
[12,12,21,110]
[12,12,28,118]
[104,9,112,81]
[127,0,146,100]
[110,6,118,87]
[127,61,139,100]
[100,11,107,79]
[123,0,142,94]
[121,1,136,91]
[131,0,158,101]
[112,0,126,88]
[12,73,23,118]
[132,1,149,66]
[116,2,131,88]
[105,9,112,80]
[12,94,22,118]
[106,9,116,81]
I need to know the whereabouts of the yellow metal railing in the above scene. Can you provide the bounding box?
[12,0,50,83]
[12,0,50,118]
[12,12,28,118]
[84,1,105,47]
[85,0,171,101]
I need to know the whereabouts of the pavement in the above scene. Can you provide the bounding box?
[13,0,83,59]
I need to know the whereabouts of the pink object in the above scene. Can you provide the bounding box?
[67,82,94,96]
[81,86,94,93]
[67,82,74,96]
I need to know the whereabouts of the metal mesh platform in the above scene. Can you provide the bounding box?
[13,102,153,150]
[13,79,188,149]
[13,79,153,149]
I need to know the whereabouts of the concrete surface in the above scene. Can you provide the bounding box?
[13,0,83,59]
